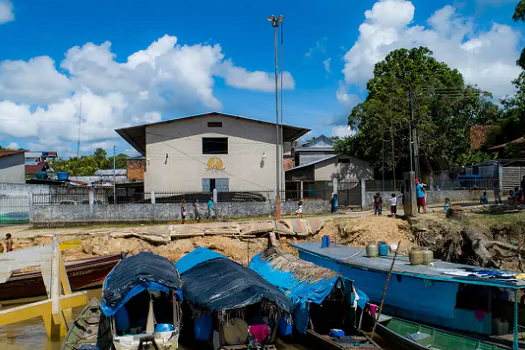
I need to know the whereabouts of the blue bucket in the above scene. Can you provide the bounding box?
[322,235,330,248]
[155,323,174,333]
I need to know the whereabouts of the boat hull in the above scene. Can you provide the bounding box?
[0,254,122,301]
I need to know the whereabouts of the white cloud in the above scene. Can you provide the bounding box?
[323,58,331,73]
[340,0,522,100]
[0,0,14,24]
[0,34,297,155]
[6,141,19,149]
[332,125,356,138]
[336,82,361,107]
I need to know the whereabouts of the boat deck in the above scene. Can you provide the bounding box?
[292,242,525,289]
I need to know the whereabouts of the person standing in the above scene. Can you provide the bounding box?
[521,176,525,196]
[494,182,502,204]
[295,200,303,218]
[389,193,397,218]
[5,233,13,252]
[181,199,187,224]
[207,197,215,220]
[193,199,201,222]
[415,179,426,214]
[374,193,383,215]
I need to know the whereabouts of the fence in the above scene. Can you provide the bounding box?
[0,195,29,226]
[364,180,403,192]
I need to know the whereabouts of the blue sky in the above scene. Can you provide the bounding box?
[0,0,522,157]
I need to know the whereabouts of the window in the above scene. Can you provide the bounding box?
[338,158,350,164]
[202,178,229,192]
[203,137,228,154]
[207,122,222,128]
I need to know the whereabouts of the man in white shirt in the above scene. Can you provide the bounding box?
[389,193,397,218]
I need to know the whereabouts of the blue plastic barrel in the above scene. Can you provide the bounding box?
[322,235,330,248]
[57,172,69,181]
[378,241,389,256]
[155,323,174,333]
[194,313,212,340]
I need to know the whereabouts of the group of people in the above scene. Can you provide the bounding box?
[180,197,216,224]
[490,176,525,206]
[373,193,398,218]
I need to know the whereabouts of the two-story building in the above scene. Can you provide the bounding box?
[116,112,309,195]
[0,150,27,183]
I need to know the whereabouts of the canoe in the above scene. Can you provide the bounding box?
[62,298,112,350]
[0,253,124,302]
[376,316,508,350]
[306,329,380,349]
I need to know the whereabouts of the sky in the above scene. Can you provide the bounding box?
[0,0,522,157]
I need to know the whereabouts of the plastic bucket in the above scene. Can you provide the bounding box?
[322,235,330,248]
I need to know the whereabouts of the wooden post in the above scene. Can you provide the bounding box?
[371,240,402,340]
[514,290,519,350]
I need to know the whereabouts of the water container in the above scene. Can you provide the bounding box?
[366,243,378,258]
[409,248,424,265]
[155,323,174,332]
[57,171,69,181]
[322,235,330,248]
[422,249,434,265]
[378,241,389,256]
[492,318,510,335]
[36,171,48,180]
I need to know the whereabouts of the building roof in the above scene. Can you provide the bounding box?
[94,169,127,176]
[25,161,48,174]
[301,134,334,148]
[0,150,26,158]
[285,154,339,172]
[116,112,311,155]
[488,137,525,151]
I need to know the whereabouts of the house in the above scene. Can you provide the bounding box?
[285,154,373,203]
[116,112,310,194]
[25,151,58,176]
[293,134,336,166]
[0,150,27,183]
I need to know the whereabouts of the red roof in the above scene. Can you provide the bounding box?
[488,137,525,151]
[0,150,26,158]
[25,161,46,174]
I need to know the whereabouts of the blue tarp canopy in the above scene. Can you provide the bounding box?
[101,252,182,316]
[178,247,292,313]
[249,247,369,333]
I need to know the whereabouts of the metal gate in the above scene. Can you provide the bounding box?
[502,167,525,192]
[0,195,29,226]
[338,181,362,207]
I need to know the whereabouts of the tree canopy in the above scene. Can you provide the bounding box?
[49,148,128,176]
[514,0,525,69]
[335,47,499,175]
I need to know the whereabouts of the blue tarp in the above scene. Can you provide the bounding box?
[101,252,183,316]
[175,246,225,274]
[249,248,369,333]
[179,247,292,313]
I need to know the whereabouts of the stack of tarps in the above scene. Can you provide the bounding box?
[101,252,183,316]
[250,246,369,333]
[176,247,293,346]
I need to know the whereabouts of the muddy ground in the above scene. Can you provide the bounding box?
[6,205,525,269]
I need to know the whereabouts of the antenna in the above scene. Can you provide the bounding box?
[77,101,82,158]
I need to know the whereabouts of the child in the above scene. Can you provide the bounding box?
[193,199,201,222]
[444,198,451,218]
[494,183,502,204]
[508,190,516,206]
[480,192,489,205]
[389,193,397,218]
[207,197,215,220]
[374,193,383,215]
[5,233,13,252]
[514,186,522,204]
[181,199,187,224]
[295,200,303,218]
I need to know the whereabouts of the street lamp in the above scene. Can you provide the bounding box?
[268,15,283,220]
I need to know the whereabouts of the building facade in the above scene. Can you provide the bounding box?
[127,156,146,182]
[116,112,309,194]
[0,150,26,183]
[293,135,335,166]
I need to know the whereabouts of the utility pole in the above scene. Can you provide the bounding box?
[279,20,285,197]
[408,89,414,174]
[268,15,284,220]
[113,145,117,205]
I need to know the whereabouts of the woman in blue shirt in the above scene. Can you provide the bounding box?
[415,179,426,214]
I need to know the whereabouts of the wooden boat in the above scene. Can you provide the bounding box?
[0,253,124,302]
[62,298,112,350]
[376,316,508,350]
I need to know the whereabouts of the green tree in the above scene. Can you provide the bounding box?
[514,0,525,69]
[335,47,499,175]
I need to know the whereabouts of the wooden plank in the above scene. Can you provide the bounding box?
[59,254,73,322]
[59,239,82,251]
[51,236,61,325]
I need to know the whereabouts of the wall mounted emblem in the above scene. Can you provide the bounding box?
[206,157,226,172]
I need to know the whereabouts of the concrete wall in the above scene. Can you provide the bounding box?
[363,189,481,209]
[0,153,26,183]
[314,155,373,182]
[298,151,334,166]
[145,115,284,193]
[30,200,331,227]
[0,182,50,196]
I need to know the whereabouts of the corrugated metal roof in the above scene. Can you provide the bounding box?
[0,150,26,158]
[94,169,127,176]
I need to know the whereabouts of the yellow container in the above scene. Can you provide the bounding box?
[422,249,434,265]
[409,248,424,265]
[366,243,379,258]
